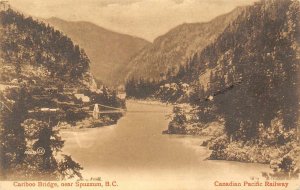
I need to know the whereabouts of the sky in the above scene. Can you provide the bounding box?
[9,0,258,41]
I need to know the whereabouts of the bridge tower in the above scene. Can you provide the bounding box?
[93,104,100,120]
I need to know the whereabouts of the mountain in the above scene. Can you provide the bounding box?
[158,0,300,171]
[0,10,94,88]
[124,6,245,82]
[45,17,150,87]
[159,0,300,134]
[0,8,125,180]
[124,0,300,173]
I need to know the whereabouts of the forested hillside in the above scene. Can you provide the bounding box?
[166,0,300,179]
[185,0,300,139]
[45,17,150,87]
[127,0,300,179]
[1,10,92,84]
[124,7,244,83]
[0,8,124,180]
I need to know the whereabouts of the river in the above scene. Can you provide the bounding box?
[60,101,272,190]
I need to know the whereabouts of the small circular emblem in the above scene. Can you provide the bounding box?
[36,147,45,155]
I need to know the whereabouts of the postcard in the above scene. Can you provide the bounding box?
[0,0,299,189]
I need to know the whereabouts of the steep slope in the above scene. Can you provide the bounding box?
[0,8,125,180]
[45,18,150,86]
[187,0,300,133]
[162,0,300,135]
[161,0,300,174]
[0,10,95,89]
[124,6,245,82]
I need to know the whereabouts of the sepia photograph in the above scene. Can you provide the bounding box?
[0,0,300,189]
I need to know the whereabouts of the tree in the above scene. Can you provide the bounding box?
[58,155,83,180]
[0,87,28,178]
[22,119,82,180]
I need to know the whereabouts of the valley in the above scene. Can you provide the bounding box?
[0,0,300,188]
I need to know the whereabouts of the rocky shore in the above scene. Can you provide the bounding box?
[164,108,300,179]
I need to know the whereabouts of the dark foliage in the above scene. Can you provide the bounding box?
[185,0,300,141]
[0,9,90,80]
[125,78,160,99]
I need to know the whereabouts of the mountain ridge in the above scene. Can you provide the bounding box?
[123,6,246,83]
[0,8,125,180]
[46,17,147,42]
[124,0,300,177]
[44,17,150,87]
[155,0,300,171]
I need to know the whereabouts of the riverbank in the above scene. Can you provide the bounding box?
[60,100,271,190]
[208,135,300,179]
[58,98,168,130]
[126,98,170,106]
[165,110,300,179]
[57,116,120,129]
